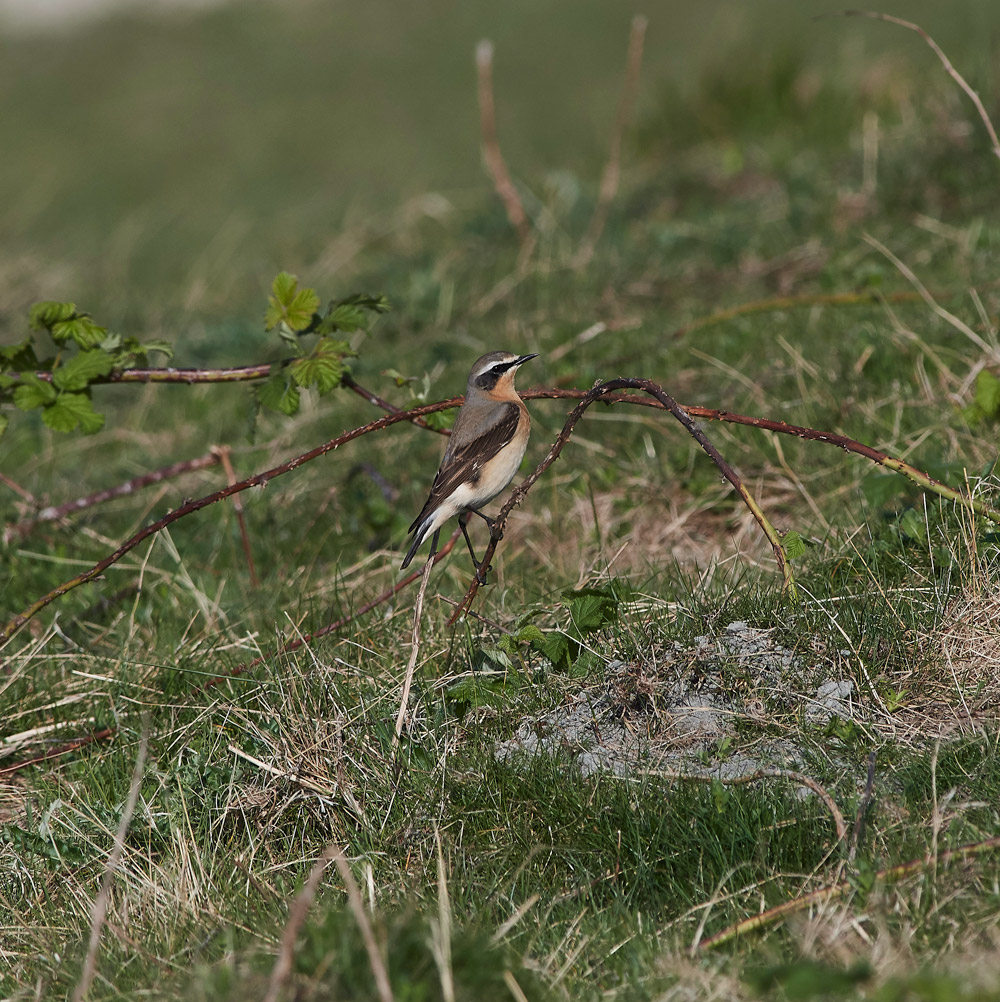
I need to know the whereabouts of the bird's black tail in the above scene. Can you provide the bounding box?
[400,517,432,570]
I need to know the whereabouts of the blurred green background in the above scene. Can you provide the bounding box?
[2,0,997,340]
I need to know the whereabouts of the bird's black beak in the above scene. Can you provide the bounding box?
[513,353,538,368]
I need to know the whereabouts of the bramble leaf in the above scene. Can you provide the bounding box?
[13,373,57,410]
[42,393,105,433]
[288,337,352,393]
[265,272,320,333]
[257,372,301,416]
[51,315,107,349]
[52,349,114,391]
[29,301,77,331]
[782,530,808,561]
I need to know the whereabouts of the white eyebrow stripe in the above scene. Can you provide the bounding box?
[473,356,515,379]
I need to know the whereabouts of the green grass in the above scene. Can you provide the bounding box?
[3,1,1000,1000]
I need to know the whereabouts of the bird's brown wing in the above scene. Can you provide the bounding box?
[408,402,520,533]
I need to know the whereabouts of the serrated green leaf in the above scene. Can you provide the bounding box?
[514,624,545,645]
[42,392,105,433]
[29,301,77,331]
[265,272,319,332]
[257,373,301,416]
[782,530,807,561]
[567,586,619,633]
[50,315,107,349]
[100,331,123,352]
[12,373,57,410]
[52,349,114,391]
[323,303,367,332]
[289,337,347,393]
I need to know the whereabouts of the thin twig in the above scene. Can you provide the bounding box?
[5,382,998,647]
[0,727,116,777]
[0,471,38,503]
[574,15,647,268]
[71,724,149,1002]
[698,834,1000,951]
[840,10,1000,161]
[3,452,222,544]
[212,446,259,588]
[476,40,531,244]
[394,550,435,744]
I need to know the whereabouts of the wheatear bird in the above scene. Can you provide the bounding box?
[401,351,537,577]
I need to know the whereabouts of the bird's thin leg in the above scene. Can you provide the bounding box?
[458,512,489,585]
[468,507,498,535]
[427,529,441,560]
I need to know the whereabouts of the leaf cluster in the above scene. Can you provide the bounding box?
[256,272,389,417]
[0,302,172,436]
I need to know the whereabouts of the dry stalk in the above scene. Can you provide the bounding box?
[574,15,648,268]
[71,724,149,1002]
[393,550,436,744]
[697,834,1000,951]
[841,10,1000,161]
[849,751,878,862]
[476,40,532,245]
[212,445,258,588]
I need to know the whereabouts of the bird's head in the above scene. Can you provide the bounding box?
[467,351,538,395]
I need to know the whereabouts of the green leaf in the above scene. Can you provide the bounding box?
[42,392,105,433]
[12,373,57,410]
[514,624,545,646]
[52,349,114,391]
[265,272,320,332]
[288,337,351,393]
[29,301,77,331]
[318,294,390,333]
[567,585,620,633]
[963,368,1000,425]
[257,372,301,416]
[50,314,107,349]
[0,413,8,438]
[781,529,807,561]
